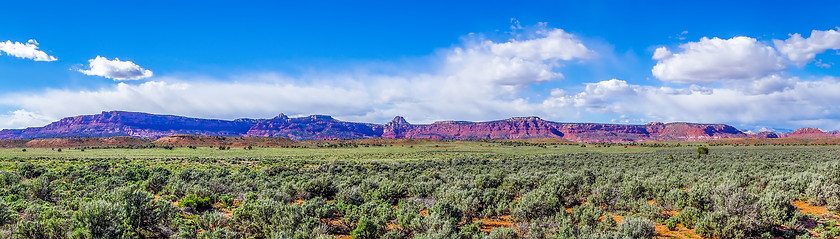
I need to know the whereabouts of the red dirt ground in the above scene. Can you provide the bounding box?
[153,135,295,147]
[654,223,703,239]
[25,136,151,148]
[472,215,514,232]
[793,200,838,218]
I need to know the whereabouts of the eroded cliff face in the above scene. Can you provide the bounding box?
[645,122,747,141]
[378,117,750,142]
[385,117,565,140]
[0,111,819,142]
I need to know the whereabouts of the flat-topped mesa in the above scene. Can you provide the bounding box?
[245,114,381,141]
[0,111,256,139]
[646,122,746,141]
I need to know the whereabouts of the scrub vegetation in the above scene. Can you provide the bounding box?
[0,140,837,238]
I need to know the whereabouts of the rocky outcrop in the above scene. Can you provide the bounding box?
[381,116,412,138]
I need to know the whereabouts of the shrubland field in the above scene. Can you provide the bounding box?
[0,140,838,239]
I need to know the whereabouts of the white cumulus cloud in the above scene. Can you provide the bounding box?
[652,47,672,60]
[0,39,57,62]
[652,36,786,84]
[445,28,593,87]
[489,28,593,61]
[774,28,840,65]
[78,56,154,80]
[0,26,595,129]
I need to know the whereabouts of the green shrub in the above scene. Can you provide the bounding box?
[180,194,212,209]
[678,206,701,228]
[351,216,380,239]
[619,217,655,239]
[666,216,678,231]
[298,176,337,199]
[73,200,125,238]
[18,163,45,179]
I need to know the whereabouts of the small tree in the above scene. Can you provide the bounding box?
[697,146,709,155]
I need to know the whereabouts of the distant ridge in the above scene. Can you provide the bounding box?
[0,111,834,142]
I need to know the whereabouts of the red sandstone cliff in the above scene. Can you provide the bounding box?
[1,111,834,142]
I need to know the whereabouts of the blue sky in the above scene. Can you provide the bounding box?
[1,0,839,132]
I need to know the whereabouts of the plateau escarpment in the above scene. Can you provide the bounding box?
[0,111,833,142]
